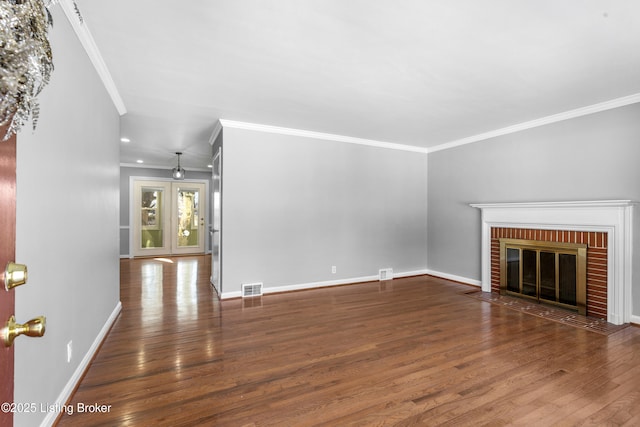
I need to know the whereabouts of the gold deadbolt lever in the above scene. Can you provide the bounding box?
[4,262,28,290]
[2,315,46,347]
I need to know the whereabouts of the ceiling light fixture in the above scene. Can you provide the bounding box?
[0,0,57,139]
[172,152,185,180]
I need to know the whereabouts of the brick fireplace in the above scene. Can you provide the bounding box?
[470,200,636,325]
[490,227,607,319]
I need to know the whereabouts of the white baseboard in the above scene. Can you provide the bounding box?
[220,269,431,299]
[41,301,122,427]
[630,314,640,326]
[221,291,242,299]
[426,269,481,287]
[394,269,430,278]
[220,276,376,299]
[263,274,379,295]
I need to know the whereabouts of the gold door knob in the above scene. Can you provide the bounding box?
[2,315,46,347]
[4,262,28,290]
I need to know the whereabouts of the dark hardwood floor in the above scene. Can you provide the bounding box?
[56,256,640,426]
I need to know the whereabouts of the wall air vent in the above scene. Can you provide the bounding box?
[242,282,263,298]
[379,268,393,281]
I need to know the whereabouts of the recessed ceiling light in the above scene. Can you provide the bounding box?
[120,137,130,143]
[207,164,213,168]
[136,160,144,164]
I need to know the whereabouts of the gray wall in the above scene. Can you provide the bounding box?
[119,166,213,256]
[14,5,121,426]
[222,127,428,296]
[427,102,640,313]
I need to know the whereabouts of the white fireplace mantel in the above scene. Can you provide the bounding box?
[470,200,637,325]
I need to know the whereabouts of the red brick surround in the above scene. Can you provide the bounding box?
[490,227,608,319]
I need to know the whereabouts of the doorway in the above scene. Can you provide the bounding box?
[132,179,207,257]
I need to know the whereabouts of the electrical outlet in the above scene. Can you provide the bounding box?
[67,341,72,363]
[331,266,336,274]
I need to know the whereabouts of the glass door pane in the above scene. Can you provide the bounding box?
[140,187,164,248]
[539,251,556,301]
[172,182,206,255]
[506,248,520,293]
[177,188,199,248]
[559,254,577,305]
[522,249,537,297]
[133,180,171,257]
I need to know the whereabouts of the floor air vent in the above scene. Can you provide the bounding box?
[242,282,263,297]
[379,268,393,281]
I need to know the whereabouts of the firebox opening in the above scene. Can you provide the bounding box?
[499,238,587,315]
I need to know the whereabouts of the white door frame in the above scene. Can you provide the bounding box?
[211,147,222,296]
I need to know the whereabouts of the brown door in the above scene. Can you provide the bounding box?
[0,128,16,427]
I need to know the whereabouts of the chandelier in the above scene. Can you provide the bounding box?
[172,152,186,180]
[0,0,57,139]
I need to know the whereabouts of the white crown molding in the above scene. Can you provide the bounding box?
[209,120,223,145]
[429,93,640,154]
[469,200,636,209]
[57,0,126,115]
[120,163,211,172]
[120,163,171,170]
[218,119,429,154]
[219,92,640,155]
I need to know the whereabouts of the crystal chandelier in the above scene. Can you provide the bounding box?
[0,0,57,139]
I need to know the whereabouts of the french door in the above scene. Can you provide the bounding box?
[133,180,206,257]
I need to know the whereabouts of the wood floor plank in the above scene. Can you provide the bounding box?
[56,256,640,426]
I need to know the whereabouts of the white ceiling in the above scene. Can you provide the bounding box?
[75,0,640,169]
